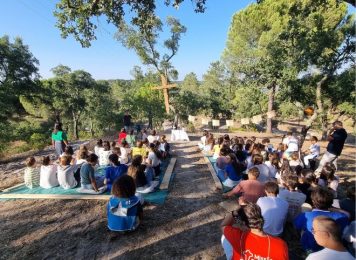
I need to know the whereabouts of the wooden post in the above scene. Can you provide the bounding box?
[151,74,177,114]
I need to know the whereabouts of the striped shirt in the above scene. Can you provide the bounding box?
[24,167,40,189]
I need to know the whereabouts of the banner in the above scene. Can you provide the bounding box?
[212,120,220,126]
[226,120,234,127]
[188,115,196,122]
[252,115,263,124]
[241,118,250,125]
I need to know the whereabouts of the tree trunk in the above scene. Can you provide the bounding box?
[148,110,153,129]
[266,84,276,134]
[315,74,329,140]
[89,118,94,137]
[72,112,79,140]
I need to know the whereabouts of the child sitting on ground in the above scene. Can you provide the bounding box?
[198,130,209,150]
[40,156,59,189]
[94,139,103,155]
[79,153,106,193]
[318,163,339,198]
[107,175,143,232]
[303,136,320,169]
[212,136,224,159]
[61,145,74,158]
[146,143,162,177]
[57,155,82,189]
[289,152,303,169]
[125,129,136,147]
[104,154,128,191]
[159,135,170,159]
[99,141,112,166]
[119,140,132,164]
[218,153,246,188]
[222,167,265,204]
[24,156,40,189]
[132,141,147,158]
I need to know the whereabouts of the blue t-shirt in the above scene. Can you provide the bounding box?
[105,164,128,190]
[294,209,349,252]
[225,164,242,181]
[80,163,95,185]
[327,128,347,156]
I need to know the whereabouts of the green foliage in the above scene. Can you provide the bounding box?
[231,86,268,119]
[278,102,300,119]
[29,133,49,149]
[186,122,196,133]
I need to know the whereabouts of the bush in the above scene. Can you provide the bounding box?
[29,133,49,149]
[186,122,196,133]
[278,103,300,119]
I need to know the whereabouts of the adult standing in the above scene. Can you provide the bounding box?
[51,123,68,157]
[123,110,132,132]
[315,121,347,174]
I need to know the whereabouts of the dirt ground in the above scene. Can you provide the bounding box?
[0,131,355,259]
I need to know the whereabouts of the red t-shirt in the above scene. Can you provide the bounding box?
[224,226,289,260]
[231,180,266,203]
[118,132,127,144]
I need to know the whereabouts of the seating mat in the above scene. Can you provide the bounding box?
[0,158,174,205]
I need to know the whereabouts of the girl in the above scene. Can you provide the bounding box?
[159,135,170,159]
[198,130,208,150]
[147,129,159,144]
[212,136,224,159]
[61,145,74,158]
[128,155,149,190]
[264,152,279,178]
[76,145,89,161]
[111,141,117,149]
[289,152,303,169]
[146,143,162,177]
[51,123,68,158]
[40,156,59,189]
[104,154,128,191]
[76,150,88,165]
[219,153,246,188]
[318,163,339,198]
[132,141,147,158]
[99,141,112,166]
[125,129,136,147]
[119,140,132,164]
[24,156,40,189]
[276,143,285,159]
[57,155,82,189]
[275,159,293,186]
[94,139,103,155]
[118,128,127,144]
[107,175,143,232]
[141,129,148,141]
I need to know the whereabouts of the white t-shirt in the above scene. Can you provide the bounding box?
[306,248,354,260]
[284,136,299,152]
[264,161,277,178]
[57,164,81,189]
[119,147,132,164]
[309,143,320,157]
[257,196,289,236]
[251,164,273,183]
[99,150,112,166]
[40,165,59,189]
[94,146,104,156]
[147,135,159,144]
[278,189,306,222]
[148,151,160,167]
[200,136,207,145]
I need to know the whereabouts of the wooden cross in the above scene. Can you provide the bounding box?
[151,74,177,114]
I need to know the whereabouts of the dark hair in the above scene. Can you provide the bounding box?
[291,152,299,161]
[42,156,50,166]
[103,141,110,151]
[64,146,74,155]
[136,141,143,148]
[112,147,121,156]
[96,139,103,147]
[236,203,264,230]
[111,141,116,148]
[128,155,147,187]
[121,139,128,147]
[217,136,224,146]
[271,157,280,170]
[152,130,157,136]
[26,156,36,167]
[285,174,298,190]
[320,163,336,182]
[60,155,72,166]
[129,129,134,135]
[235,150,246,163]
[304,172,317,185]
[227,153,243,178]
[120,128,126,133]
[293,165,303,176]
[149,143,162,159]
[109,153,120,166]
[53,123,62,133]
[261,138,270,144]
[280,159,292,176]
[252,154,263,165]
[78,150,88,160]
[264,181,279,195]
[111,175,136,198]
[311,136,318,142]
[311,187,334,210]
[87,153,99,164]
[248,167,260,178]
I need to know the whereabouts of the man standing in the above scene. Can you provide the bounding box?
[123,110,132,132]
[316,121,347,174]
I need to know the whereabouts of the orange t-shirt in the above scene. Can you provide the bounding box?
[224,226,289,260]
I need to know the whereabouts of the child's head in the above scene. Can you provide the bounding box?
[112,147,121,156]
[320,163,336,181]
[311,136,318,143]
[248,167,260,180]
[109,153,120,166]
[217,136,224,145]
[136,141,143,148]
[96,139,103,147]
[132,155,143,166]
[79,145,88,152]
[129,129,134,135]
[111,175,136,198]
[219,146,229,157]
[64,146,74,155]
[87,153,99,166]
[111,141,116,148]
[223,134,230,141]
[311,187,334,210]
[152,129,157,136]
[264,181,279,196]
[293,165,303,177]
[284,174,298,191]
[60,155,72,166]
[121,140,129,147]
[121,128,126,133]
[42,156,50,166]
[252,154,263,165]
[103,141,110,151]
[26,156,36,167]
[261,138,270,145]
[79,150,88,160]
[290,152,299,161]
[277,143,284,151]
[304,171,317,185]
[161,135,166,142]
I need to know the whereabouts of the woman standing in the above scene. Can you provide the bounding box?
[51,123,68,157]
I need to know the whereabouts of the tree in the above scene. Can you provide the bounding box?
[115,15,186,114]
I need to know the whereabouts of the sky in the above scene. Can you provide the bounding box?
[0,0,253,81]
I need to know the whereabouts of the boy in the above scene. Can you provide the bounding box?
[303,136,320,168]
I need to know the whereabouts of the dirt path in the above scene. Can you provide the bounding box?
[0,138,226,260]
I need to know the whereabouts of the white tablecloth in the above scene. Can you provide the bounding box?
[171,129,190,141]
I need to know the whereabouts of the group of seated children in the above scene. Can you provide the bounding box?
[201,132,354,258]
[23,129,170,232]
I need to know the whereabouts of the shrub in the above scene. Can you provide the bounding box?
[278,103,300,119]
[29,133,49,149]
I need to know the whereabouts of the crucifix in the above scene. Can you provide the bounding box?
[152,74,177,114]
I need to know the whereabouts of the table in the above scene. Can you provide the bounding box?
[171,129,190,141]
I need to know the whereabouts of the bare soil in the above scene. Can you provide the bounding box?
[0,131,354,260]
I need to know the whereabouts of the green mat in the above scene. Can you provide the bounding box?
[0,158,173,205]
